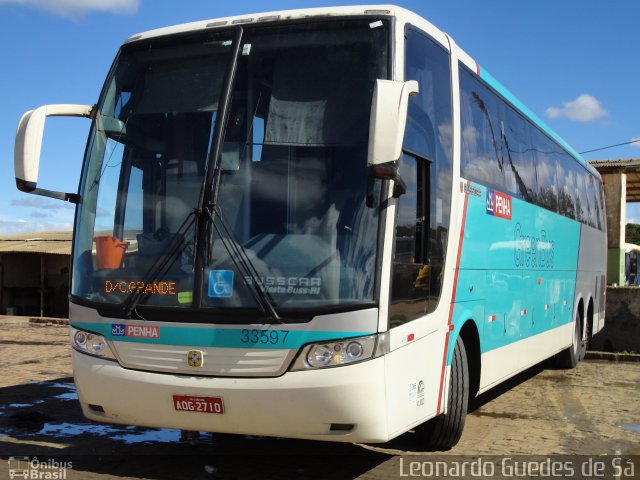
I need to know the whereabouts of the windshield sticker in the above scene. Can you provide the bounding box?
[486,188,512,220]
[178,291,193,304]
[208,270,234,298]
[244,276,321,295]
[104,280,176,296]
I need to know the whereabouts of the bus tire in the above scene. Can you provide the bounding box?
[579,312,591,362]
[556,312,583,369]
[416,335,469,450]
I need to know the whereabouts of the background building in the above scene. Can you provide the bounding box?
[0,231,72,317]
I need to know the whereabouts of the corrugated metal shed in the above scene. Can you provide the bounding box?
[0,231,72,255]
[590,158,640,202]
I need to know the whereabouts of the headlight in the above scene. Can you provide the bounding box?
[70,326,117,361]
[290,333,388,371]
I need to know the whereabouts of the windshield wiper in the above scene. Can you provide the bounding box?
[205,204,282,324]
[193,26,243,308]
[121,209,199,318]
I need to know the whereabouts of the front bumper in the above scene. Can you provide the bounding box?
[72,351,390,443]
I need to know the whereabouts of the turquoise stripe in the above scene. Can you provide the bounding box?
[445,183,580,365]
[71,321,371,350]
[479,67,587,166]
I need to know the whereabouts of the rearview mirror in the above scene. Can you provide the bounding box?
[367,79,419,166]
[15,104,93,203]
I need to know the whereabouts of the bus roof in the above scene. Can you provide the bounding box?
[124,5,406,43]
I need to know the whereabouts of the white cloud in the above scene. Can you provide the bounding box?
[11,197,74,211]
[545,94,608,122]
[631,137,640,148]
[0,0,139,18]
[0,219,73,235]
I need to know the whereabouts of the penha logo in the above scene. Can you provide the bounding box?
[126,325,160,339]
[486,188,512,220]
[110,324,160,339]
[111,324,126,336]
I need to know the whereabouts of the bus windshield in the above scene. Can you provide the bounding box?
[71,19,389,320]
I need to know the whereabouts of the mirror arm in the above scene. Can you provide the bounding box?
[393,172,407,197]
[369,162,407,198]
[16,179,80,203]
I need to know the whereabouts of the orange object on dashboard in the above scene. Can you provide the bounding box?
[94,235,129,269]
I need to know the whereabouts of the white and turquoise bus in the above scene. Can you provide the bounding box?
[13,5,606,448]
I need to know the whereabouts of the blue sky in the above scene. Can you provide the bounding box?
[1,0,639,234]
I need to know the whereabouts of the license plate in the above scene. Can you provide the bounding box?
[173,395,224,414]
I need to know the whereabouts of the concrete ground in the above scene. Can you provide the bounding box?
[0,317,638,479]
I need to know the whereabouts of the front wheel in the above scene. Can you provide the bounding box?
[415,335,469,449]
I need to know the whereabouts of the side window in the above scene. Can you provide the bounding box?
[501,106,537,201]
[573,162,589,224]
[592,176,604,230]
[122,164,143,232]
[460,69,504,191]
[390,27,453,326]
[94,138,125,235]
[585,173,597,228]
[596,182,607,230]
[532,130,559,213]
[556,152,576,219]
[389,154,429,327]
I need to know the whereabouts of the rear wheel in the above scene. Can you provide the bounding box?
[415,336,468,449]
[579,307,592,362]
[556,311,584,369]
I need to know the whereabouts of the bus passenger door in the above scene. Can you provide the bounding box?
[383,24,455,436]
[388,152,431,328]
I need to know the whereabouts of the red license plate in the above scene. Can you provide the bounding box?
[173,395,224,414]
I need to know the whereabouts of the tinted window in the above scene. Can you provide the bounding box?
[592,176,604,230]
[460,70,504,190]
[501,105,537,201]
[390,27,453,325]
[459,66,603,230]
[573,162,589,224]
[532,130,559,213]
[556,152,576,219]
[585,174,597,227]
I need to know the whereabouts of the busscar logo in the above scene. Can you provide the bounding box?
[486,188,512,220]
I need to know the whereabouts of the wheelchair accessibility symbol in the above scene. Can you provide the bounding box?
[208,270,234,298]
